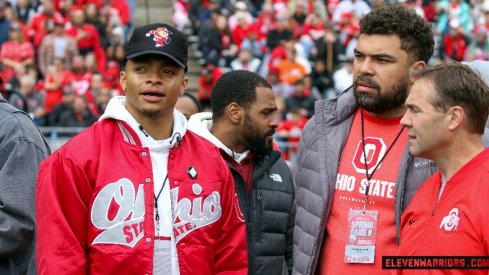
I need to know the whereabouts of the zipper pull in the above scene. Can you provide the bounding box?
[257,192,262,201]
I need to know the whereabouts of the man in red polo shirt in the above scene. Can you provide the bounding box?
[397,63,489,274]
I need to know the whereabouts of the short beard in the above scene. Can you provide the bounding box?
[354,73,409,114]
[243,115,273,155]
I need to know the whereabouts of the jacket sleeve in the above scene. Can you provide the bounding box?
[214,158,248,275]
[0,139,47,257]
[36,151,93,275]
[286,186,296,274]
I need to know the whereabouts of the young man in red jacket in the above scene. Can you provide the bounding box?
[36,23,248,275]
[398,63,489,274]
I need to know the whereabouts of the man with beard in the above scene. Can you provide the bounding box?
[188,70,296,275]
[292,6,436,275]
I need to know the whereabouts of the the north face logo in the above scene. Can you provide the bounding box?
[146,27,172,47]
[270,173,282,182]
[439,208,460,233]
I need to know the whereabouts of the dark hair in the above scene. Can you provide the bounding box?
[211,70,272,120]
[359,5,434,63]
[411,62,489,134]
[179,92,202,112]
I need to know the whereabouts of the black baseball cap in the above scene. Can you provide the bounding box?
[125,23,188,72]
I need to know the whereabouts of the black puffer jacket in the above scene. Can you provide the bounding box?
[229,150,296,275]
[187,112,296,274]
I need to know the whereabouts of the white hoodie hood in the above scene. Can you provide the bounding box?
[188,112,250,163]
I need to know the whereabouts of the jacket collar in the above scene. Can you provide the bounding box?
[188,112,251,163]
[317,86,357,126]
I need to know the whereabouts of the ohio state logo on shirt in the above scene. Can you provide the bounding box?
[90,178,222,247]
[352,137,387,174]
[439,207,460,233]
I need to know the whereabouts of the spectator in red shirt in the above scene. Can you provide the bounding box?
[66,54,94,103]
[66,7,106,73]
[0,23,34,83]
[29,0,63,47]
[277,107,309,161]
[253,3,275,42]
[231,14,254,48]
[290,1,308,37]
[106,0,130,27]
[102,60,121,93]
[228,1,254,31]
[197,64,223,108]
[43,58,72,115]
[441,21,469,62]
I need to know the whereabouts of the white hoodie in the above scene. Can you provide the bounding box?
[99,96,186,275]
[187,112,250,164]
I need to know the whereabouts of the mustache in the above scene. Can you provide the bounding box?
[354,75,380,89]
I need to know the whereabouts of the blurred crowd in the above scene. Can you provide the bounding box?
[1,0,489,156]
[173,0,489,160]
[0,0,130,127]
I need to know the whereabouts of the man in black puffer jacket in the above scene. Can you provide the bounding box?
[188,70,295,274]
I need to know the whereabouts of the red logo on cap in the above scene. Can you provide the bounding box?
[146,27,173,47]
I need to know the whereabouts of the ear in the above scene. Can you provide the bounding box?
[227,102,244,124]
[409,61,426,84]
[411,60,426,71]
[447,106,464,131]
[120,70,126,91]
[180,76,189,95]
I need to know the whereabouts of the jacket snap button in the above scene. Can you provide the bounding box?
[145,178,150,183]
[146,237,151,243]
[142,152,147,157]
